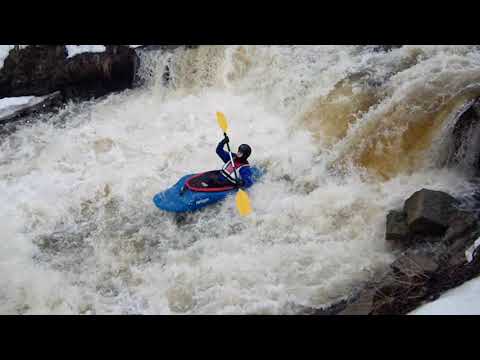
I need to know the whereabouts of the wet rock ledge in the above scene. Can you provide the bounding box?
[0,45,138,100]
[0,45,198,127]
[309,188,480,315]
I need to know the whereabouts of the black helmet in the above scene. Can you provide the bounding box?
[237,144,252,160]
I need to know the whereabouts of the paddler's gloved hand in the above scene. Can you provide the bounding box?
[221,135,230,144]
[235,179,245,188]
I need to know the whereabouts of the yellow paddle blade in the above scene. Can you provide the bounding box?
[236,189,252,216]
[216,111,228,133]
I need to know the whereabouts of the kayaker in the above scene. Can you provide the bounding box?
[179,137,253,194]
[216,136,253,188]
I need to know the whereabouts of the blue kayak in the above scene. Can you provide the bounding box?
[153,167,262,213]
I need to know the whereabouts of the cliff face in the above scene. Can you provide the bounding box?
[0,45,138,101]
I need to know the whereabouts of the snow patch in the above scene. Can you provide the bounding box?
[0,96,36,110]
[466,237,480,263]
[409,276,480,315]
[66,45,106,59]
[0,96,42,119]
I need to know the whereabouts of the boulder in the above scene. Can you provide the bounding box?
[0,45,67,97]
[385,210,409,242]
[368,194,480,314]
[444,211,478,245]
[363,186,480,314]
[372,45,403,52]
[448,97,480,172]
[60,45,138,99]
[403,189,458,237]
[0,45,138,101]
[442,211,479,267]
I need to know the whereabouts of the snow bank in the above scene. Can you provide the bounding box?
[66,45,142,58]
[0,96,41,120]
[66,45,106,59]
[0,96,36,110]
[409,276,480,315]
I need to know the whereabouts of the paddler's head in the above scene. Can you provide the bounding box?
[237,144,252,160]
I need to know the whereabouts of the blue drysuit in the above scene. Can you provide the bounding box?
[216,139,253,188]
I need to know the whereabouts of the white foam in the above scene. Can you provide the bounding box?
[1,45,479,314]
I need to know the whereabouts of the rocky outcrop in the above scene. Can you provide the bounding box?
[366,234,480,315]
[134,45,198,53]
[448,97,480,173]
[386,210,409,242]
[404,189,458,237]
[386,189,459,247]
[0,45,67,97]
[0,45,138,101]
[320,188,480,315]
[372,45,403,52]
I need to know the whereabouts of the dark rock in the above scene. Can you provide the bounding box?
[448,97,480,173]
[371,272,430,315]
[372,45,403,53]
[0,91,63,125]
[355,188,480,315]
[299,299,349,315]
[338,288,376,315]
[404,189,458,237]
[60,46,137,100]
[444,211,478,245]
[134,45,198,53]
[385,210,409,242]
[0,45,138,101]
[391,251,440,276]
[365,205,480,314]
[441,212,480,267]
[369,248,445,315]
[0,45,67,97]
[318,216,479,315]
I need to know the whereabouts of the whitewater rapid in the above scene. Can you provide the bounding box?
[1,45,479,314]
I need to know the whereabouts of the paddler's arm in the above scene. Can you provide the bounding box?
[237,166,253,189]
[216,136,231,163]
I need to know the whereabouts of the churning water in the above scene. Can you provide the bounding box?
[1,45,480,314]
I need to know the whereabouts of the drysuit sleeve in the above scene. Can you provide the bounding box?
[238,166,253,188]
[216,139,231,163]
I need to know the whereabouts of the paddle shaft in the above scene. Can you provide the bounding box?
[223,132,240,183]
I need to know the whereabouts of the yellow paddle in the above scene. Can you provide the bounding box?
[216,111,252,216]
